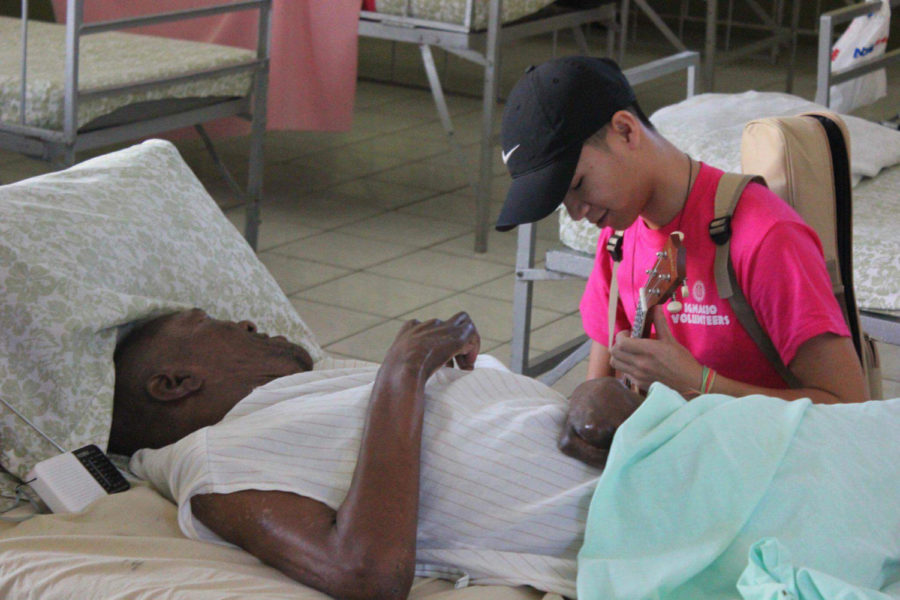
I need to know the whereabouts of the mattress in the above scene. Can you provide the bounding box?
[852,163,900,314]
[0,484,553,600]
[371,0,557,30]
[0,16,255,131]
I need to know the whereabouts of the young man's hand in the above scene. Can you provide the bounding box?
[609,308,701,394]
[558,377,641,468]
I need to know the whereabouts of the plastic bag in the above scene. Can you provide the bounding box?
[829,0,891,113]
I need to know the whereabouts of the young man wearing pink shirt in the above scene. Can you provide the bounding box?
[496,56,865,408]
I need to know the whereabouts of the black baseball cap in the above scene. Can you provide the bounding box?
[495,56,636,231]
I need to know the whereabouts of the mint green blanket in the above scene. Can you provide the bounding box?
[577,384,900,600]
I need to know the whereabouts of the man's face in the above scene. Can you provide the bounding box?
[162,308,313,381]
[561,132,644,231]
[152,309,313,427]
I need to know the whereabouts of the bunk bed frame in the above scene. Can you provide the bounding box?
[618,0,802,92]
[0,0,272,250]
[359,0,620,253]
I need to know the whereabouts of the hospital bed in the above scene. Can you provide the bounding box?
[0,0,271,250]
[0,138,560,600]
[510,0,900,384]
[359,0,700,253]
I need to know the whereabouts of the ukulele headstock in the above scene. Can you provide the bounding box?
[636,232,687,337]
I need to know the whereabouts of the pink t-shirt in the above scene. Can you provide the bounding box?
[580,163,850,389]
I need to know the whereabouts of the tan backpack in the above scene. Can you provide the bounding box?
[714,111,882,398]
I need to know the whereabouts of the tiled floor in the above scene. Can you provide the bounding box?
[2,19,898,398]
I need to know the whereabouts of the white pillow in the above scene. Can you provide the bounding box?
[0,140,322,493]
[649,91,900,182]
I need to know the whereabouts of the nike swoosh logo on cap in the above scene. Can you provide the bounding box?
[501,144,520,165]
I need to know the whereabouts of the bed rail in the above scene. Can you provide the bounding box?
[816,0,900,108]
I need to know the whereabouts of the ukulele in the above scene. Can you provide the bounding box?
[624,231,687,394]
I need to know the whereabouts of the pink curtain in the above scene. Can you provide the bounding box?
[51,0,360,132]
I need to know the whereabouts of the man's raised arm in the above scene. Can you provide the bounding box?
[190,313,480,600]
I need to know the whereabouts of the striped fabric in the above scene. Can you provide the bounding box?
[131,358,601,596]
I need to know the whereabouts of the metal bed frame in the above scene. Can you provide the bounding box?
[510,0,900,384]
[0,0,272,251]
[618,0,801,92]
[358,0,620,253]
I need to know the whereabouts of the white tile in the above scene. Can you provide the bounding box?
[259,253,349,295]
[289,298,386,347]
[354,80,423,109]
[328,178,438,209]
[267,191,386,230]
[299,272,454,317]
[399,292,563,342]
[325,319,411,364]
[432,231,557,267]
[336,212,470,248]
[398,189,501,225]
[369,250,511,291]
[272,230,416,269]
[469,273,586,312]
[327,318,502,366]
[290,143,421,179]
[224,206,321,252]
[530,314,588,352]
[370,156,472,193]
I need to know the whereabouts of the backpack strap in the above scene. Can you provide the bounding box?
[712,173,802,389]
[606,231,625,349]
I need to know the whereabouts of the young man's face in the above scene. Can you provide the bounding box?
[560,116,648,231]
[561,141,642,231]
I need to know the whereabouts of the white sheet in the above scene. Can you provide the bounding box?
[0,485,554,600]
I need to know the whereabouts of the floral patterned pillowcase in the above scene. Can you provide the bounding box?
[0,140,322,493]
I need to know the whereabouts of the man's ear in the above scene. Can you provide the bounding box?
[146,370,204,402]
[608,110,641,147]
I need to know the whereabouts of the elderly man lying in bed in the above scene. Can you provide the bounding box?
[109,308,633,599]
[110,308,890,600]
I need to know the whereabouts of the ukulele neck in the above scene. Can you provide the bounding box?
[631,289,651,340]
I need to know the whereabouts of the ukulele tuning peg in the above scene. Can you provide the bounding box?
[681,283,690,299]
[667,300,683,314]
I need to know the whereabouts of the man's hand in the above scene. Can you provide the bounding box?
[609,308,702,394]
[558,377,641,469]
[384,312,481,383]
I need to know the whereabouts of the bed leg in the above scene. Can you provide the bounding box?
[511,223,537,374]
